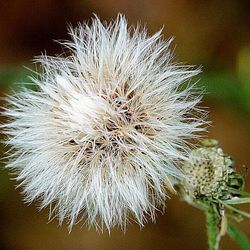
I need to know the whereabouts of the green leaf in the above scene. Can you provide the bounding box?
[227,221,250,250]
[228,188,250,198]
[219,200,250,219]
[224,198,250,205]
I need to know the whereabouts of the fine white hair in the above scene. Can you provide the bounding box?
[2,14,205,232]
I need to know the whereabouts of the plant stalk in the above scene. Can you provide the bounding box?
[205,207,221,250]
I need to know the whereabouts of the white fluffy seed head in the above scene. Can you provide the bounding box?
[2,14,206,232]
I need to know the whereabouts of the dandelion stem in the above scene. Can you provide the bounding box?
[205,206,220,250]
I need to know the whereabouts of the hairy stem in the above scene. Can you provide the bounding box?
[205,207,220,250]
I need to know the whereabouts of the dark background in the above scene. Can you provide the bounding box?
[0,1,250,249]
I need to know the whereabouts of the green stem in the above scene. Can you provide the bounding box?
[205,207,221,250]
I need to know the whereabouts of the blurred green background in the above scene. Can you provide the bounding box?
[0,1,250,250]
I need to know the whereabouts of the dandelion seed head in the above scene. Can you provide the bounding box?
[2,14,206,231]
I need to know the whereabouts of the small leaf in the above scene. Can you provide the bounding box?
[219,200,250,219]
[224,198,250,205]
[227,221,250,250]
[228,188,250,197]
